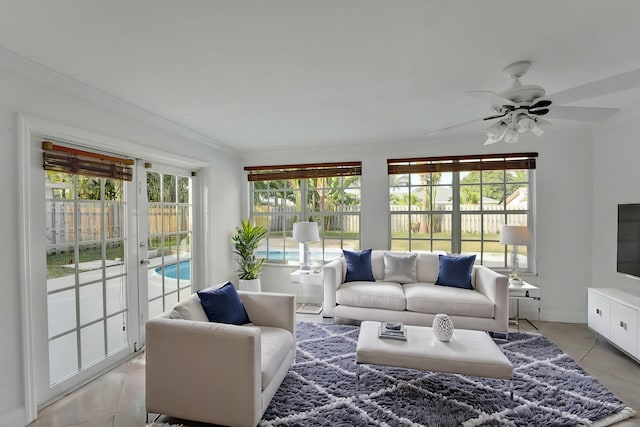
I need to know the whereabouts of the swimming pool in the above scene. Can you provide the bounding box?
[157,248,344,278]
[156,260,191,280]
[255,249,343,261]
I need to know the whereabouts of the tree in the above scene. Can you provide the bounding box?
[460,170,526,204]
[419,172,442,234]
[306,176,360,231]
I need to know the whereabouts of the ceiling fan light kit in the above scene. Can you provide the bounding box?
[432,60,640,144]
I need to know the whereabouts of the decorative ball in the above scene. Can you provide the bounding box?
[433,313,454,341]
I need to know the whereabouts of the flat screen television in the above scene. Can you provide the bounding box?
[617,203,640,278]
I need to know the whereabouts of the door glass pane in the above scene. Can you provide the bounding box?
[165,291,178,311]
[104,203,123,239]
[79,283,103,326]
[78,202,102,241]
[78,243,103,285]
[48,290,76,337]
[107,315,127,354]
[81,322,105,368]
[163,175,176,203]
[46,201,74,246]
[178,206,190,232]
[149,298,163,319]
[178,177,190,203]
[47,244,76,284]
[106,276,126,316]
[49,332,78,385]
[105,241,125,278]
[147,172,161,202]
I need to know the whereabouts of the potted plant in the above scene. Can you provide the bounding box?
[232,219,267,292]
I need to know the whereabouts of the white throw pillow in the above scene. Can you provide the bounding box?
[383,252,417,284]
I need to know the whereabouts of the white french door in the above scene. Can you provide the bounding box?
[135,162,196,349]
[139,164,194,322]
[33,150,140,407]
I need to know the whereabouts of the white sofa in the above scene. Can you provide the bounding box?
[323,250,509,333]
[145,289,296,427]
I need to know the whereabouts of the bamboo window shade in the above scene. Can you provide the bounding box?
[244,161,362,181]
[387,152,538,175]
[42,141,134,181]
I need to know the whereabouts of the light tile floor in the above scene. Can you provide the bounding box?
[28,314,640,427]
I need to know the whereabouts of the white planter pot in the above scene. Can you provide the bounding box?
[239,278,261,292]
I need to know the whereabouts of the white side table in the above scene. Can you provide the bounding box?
[509,281,541,331]
[290,270,323,315]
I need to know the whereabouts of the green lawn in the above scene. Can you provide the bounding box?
[47,246,123,279]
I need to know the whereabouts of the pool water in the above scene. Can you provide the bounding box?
[156,260,191,280]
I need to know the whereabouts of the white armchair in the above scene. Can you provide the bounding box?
[145,289,296,427]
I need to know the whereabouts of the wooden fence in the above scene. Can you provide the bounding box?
[46,202,190,247]
[254,204,526,235]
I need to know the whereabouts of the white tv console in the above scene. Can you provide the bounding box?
[588,287,640,363]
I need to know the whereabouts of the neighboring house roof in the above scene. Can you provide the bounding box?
[506,187,528,209]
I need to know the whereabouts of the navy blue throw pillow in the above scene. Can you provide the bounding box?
[197,282,250,325]
[435,254,476,290]
[344,249,375,282]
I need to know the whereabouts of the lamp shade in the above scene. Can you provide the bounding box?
[293,222,320,243]
[500,225,530,245]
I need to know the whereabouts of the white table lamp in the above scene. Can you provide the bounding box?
[293,222,320,271]
[500,225,530,284]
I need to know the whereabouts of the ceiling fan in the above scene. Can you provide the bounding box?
[429,60,640,144]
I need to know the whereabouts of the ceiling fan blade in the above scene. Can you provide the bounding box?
[546,69,640,105]
[465,91,517,107]
[483,112,508,121]
[529,108,550,116]
[529,99,552,110]
[546,106,620,121]
[426,117,486,136]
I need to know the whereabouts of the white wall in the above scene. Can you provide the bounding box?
[592,110,640,297]
[0,64,241,425]
[242,129,595,323]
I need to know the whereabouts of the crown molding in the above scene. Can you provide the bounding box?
[0,46,239,156]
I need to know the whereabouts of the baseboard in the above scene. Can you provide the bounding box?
[0,407,26,427]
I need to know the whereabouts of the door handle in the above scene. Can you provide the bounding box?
[140,259,150,265]
[619,321,627,329]
[595,308,601,315]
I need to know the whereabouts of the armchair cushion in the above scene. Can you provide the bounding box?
[435,254,476,290]
[258,326,294,390]
[344,249,375,282]
[197,282,250,325]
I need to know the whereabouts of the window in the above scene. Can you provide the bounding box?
[388,153,537,271]
[246,162,361,264]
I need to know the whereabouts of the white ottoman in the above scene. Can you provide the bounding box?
[355,321,513,394]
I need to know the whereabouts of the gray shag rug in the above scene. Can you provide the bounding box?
[261,322,635,426]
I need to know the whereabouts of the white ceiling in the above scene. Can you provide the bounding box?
[2,0,640,152]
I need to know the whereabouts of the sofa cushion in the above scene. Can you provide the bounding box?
[383,252,417,284]
[435,254,476,290]
[344,249,375,282]
[403,282,494,318]
[168,294,209,322]
[197,282,251,325]
[336,281,406,311]
[258,326,293,391]
[370,250,386,280]
[415,252,441,283]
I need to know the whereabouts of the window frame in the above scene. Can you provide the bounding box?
[246,162,362,264]
[388,153,537,274]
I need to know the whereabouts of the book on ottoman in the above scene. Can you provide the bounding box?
[378,321,407,341]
